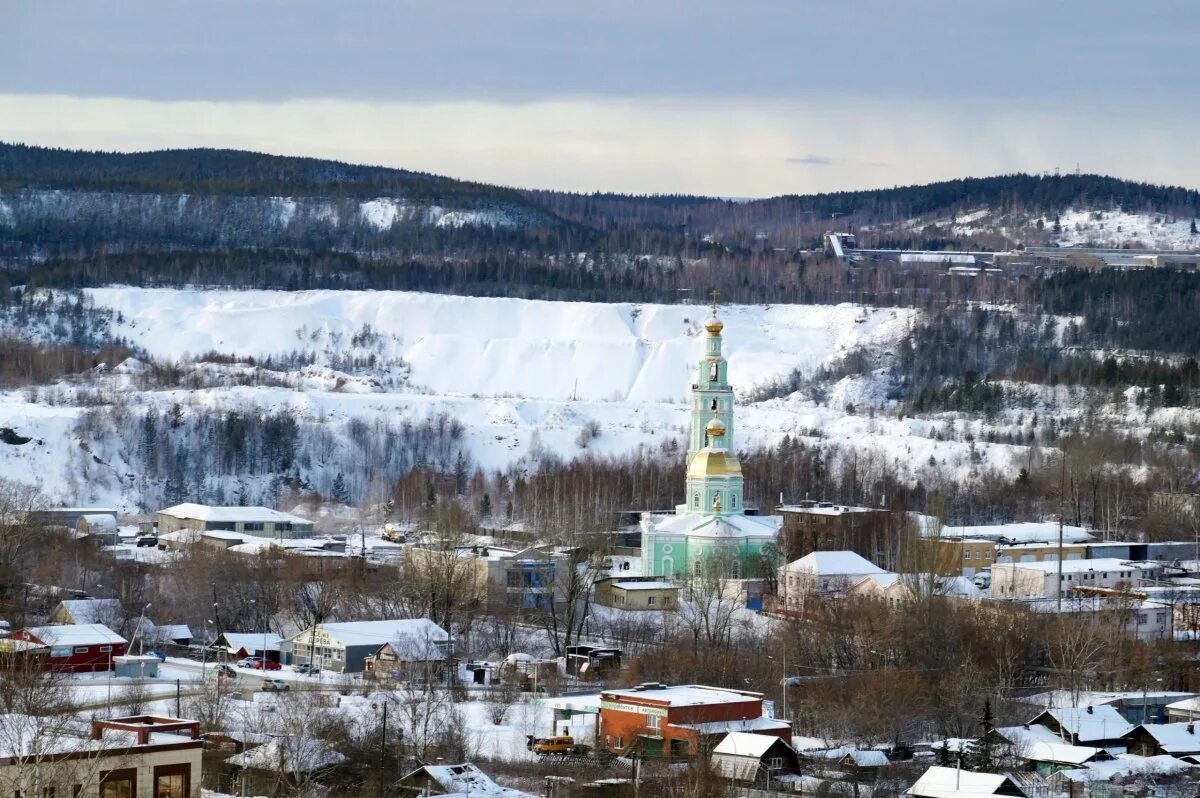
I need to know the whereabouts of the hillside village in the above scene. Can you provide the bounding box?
[5,298,1200,798]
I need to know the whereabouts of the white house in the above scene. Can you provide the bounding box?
[991,558,1144,599]
[906,766,1027,798]
[777,551,888,610]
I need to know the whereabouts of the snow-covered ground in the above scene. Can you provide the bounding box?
[1052,208,1200,249]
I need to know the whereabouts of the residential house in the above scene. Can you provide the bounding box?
[991,559,1145,600]
[711,732,800,786]
[1167,697,1200,723]
[1026,596,1173,641]
[776,551,888,611]
[53,598,126,629]
[777,501,895,565]
[597,682,789,759]
[154,503,314,539]
[211,632,283,663]
[593,576,679,610]
[395,763,534,798]
[1018,689,1199,725]
[906,766,1027,798]
[1025,706,1133,749]
[224,737,347,796]
[10,624,127,672]
[1122,722,1200,758]
[282,618,449,673]
[991,725,1107,774]
[363,630,454,682]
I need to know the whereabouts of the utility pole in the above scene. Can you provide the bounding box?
[175,679,181,717]
[379,702,388,798]
[1056,514,1064,612]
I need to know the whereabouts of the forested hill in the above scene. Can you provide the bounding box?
[0,142,531,206]
[2,142,1198,300]
[527,174,1200,235]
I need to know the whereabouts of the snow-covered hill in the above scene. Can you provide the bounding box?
[1,289,952,509]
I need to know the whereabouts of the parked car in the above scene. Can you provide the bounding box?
[215,664,238,678]
[292,663,317,675]
[135,535,158,547]
[237,657,281,671]
[261,678,290,692]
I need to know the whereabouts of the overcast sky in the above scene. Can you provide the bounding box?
[2,1,1198,196]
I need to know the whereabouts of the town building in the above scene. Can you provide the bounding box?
[778,501,895,566]
[991,558,1145,599]
[0,714,203,798]
[27,507,119,529]
[76,513,120,544]
[846,573,983,607]
[154,503,314,539]
[281,618,449,673]
[404,543,572,609]
[597,682,789,759]
[776,551,888,611]
[711,731,800,786]
[593,576,679,610]
[10,624,127,672]
[641,300,781,582]
[211,632,283,663]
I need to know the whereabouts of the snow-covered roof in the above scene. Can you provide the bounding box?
[644,512,781,539]
[1059,753,1193,782]
[1131,722,1200,754]
[307,619,449,655]
[994,725,1101,764]
[908,766,1020,798]
[611,581,676,591]
[938,521,1092,544]
[25,623,126,646]
[712,731,786,758]
[603,684,760,708]
[158,503,313,525]
[409,763,533,798]
[1039,706,1132,742]
[676,716,791,735]
[155,624,192,641]
[1025,689,1196,709]
[225,738,346,773]
[781,551,888,577]
[809,747,889,767]
[998,558,1141,574]
[57,598,123,625]
[220,632,282,654]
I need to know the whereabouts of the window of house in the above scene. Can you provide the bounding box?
[73,647,87,654]
[99,646,112,652]
[769,757,783,770]
[647,715,661,731]
[1137,613,1148,624]
[614,736,623,749]
[243,523,264,532]
[100,769,136,798]
[153,764,190,798]
[647,596,656,605]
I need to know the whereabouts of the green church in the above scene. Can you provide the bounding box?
[640,299,782,581]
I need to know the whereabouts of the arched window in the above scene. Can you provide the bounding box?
[662,557,673,577]
[710,398,718,411]
[709,362,719,381]
[694,558,703,577]
[731,494,738,509]
[692,493,699,509]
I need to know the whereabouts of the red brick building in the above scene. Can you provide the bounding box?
[11,624,127,672]
[598,683,790,759]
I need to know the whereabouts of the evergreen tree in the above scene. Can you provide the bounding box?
[965,699,997,772]
[332,472,350,504]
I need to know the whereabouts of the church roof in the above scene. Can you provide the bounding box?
[687,448,742,479]
[645,512,780,539]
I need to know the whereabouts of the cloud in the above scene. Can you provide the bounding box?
[788,155,890,169]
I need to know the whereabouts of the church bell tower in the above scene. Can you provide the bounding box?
[687,290,734,467]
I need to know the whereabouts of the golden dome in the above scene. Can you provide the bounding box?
[688,449,742,479]
[705,417,727,437]
[705,317,724,335]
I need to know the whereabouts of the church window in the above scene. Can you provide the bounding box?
[732,559,742,579]
[710,398,718,411]
[662,557,673,577]
[692,493,699,509]
[731,494,738,508]
[694,558,702,577]
[709,362,719,381]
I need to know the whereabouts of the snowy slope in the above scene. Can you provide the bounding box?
[83,289,913,403]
